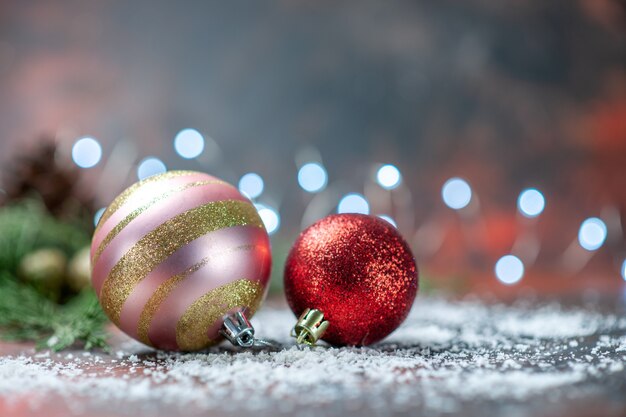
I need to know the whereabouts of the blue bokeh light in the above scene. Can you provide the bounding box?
[93,207,106,227]
[298,162,328,193]
[578,217,607,251]
[239,173,264,199]
[495,255,524,285]
[255,203,280,235]
[137,157,167,180]
[174,128,205,159]
[378,215,397,228]
[518,188,545,218]
[72,137,102,168]
[338,193,370,214]
[442,177,472,210]
[376,164,401,190]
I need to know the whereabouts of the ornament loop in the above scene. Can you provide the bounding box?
[220,311,277,349]
[291,308,329,346]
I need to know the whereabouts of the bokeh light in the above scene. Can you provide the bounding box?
[93,207,106,227]
[442,177,472,210]
[578,217,607,251]
[71,137,102,168]
[238,173,264,199]
[255,203,280,235]
[622,260,626,282]
[137,157,167,180]
[376,164,401,190]
[298,162,328,193]
[378,215,397,228]
[518,188,545,218]
[174,128,205,159]
[495,255,525,285]
[338,193,370,214]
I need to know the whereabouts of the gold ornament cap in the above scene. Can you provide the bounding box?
[290,308,329,346]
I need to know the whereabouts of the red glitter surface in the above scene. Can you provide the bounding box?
[284,214,418,346]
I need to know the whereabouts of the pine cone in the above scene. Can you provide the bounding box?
[0,137,95,219]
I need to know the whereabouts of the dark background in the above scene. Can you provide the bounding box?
[1,0,625,295]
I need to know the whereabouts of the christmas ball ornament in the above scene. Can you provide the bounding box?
[284,214,418,346]
[91,171,271,350]
[18,248,66,299]
[67,247,92,292]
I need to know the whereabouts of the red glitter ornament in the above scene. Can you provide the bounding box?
[284,214,418,346]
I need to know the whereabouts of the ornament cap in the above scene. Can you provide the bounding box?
[220,310,277,349]
[221,310,255,347]
[291,308,329,346]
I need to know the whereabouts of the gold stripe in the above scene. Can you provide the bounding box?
[175,279,264,351]
[95,170,218,232]
[136,244,256,346]
[99,200,264,325]
[92,179,225,265]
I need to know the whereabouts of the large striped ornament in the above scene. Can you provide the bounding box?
[91,171,271,351]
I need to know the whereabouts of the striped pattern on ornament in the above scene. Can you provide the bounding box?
[91,171,271,350]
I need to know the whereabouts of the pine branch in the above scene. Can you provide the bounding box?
[0,273,109,351]
[0,200,89,271]
[0,185,105,351]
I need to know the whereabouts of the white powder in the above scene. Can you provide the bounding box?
[0,297,624,417]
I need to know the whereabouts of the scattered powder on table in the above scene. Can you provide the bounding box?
[0,297,625,417]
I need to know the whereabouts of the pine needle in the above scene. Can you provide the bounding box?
[0,273,109,351]
[0,200,108,351]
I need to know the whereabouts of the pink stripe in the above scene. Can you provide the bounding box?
[147,233,271,350]
[92,183,248,295]
[118,225,269,342]
[92,173,221,256]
